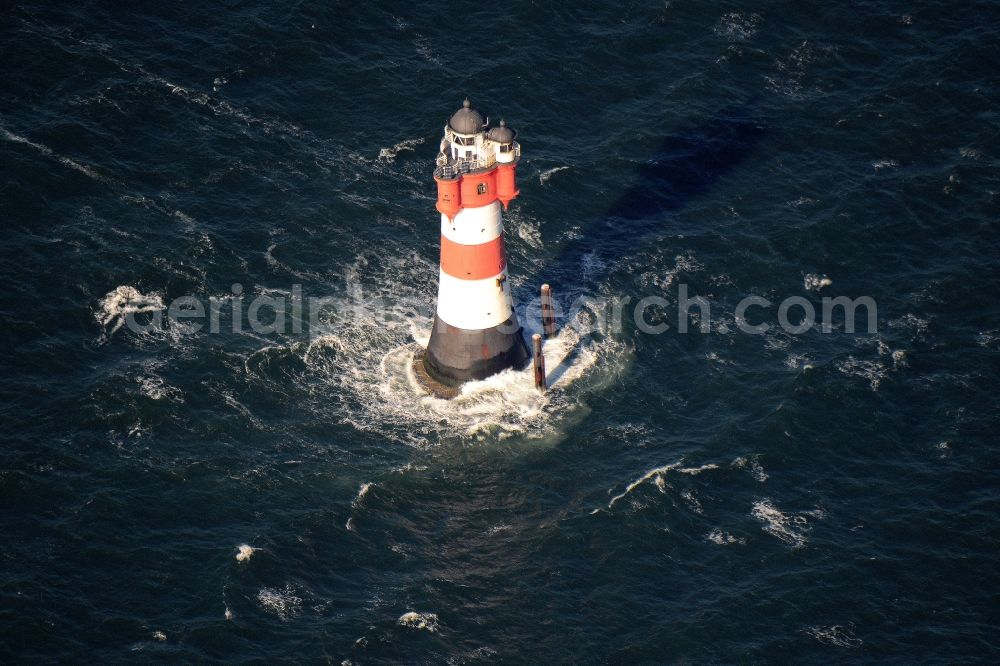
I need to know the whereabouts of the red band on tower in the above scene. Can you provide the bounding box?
[439,234,506,280]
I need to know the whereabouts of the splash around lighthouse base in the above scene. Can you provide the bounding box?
[416,315,531,399]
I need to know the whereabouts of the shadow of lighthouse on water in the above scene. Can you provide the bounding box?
[513,104,767,386]
[541,105,766,285]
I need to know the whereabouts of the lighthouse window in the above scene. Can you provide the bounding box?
[477,183,487,195]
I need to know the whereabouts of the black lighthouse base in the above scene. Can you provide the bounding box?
[419,314,530,395]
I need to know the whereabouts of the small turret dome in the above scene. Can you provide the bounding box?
[487,118,516,143]
[449,98,485,135]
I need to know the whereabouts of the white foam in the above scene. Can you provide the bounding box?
[607,461,717,509]
[377,138,424,163]
[137,374,182,402]
[1,126,106,181]
[679,463,719,475]
[802,507,827,520]
[608,462,681,508]
[297,265,624,446]
[766,40,827,98]
[944,172,960,194]
[352,482,373,508]
[714,12,761,41]
[391,462,427,474]
[872,159,899,171]
[173,210,196,226]
[126,421,148,440]
[413,36,443,66]
[149,74,309,139]
[513,212,543,249]
[837,356,889,391]
[152,631,166,642]
[763,332,790,351]
[784,353,812,371]
[96,286,166,340]
[257,585,303,620]
[710,273,735,287]
[211,68,244,92]
[705,351,732,365]
[888,313,929,338]
[705,528,746,546]
[642,253,704,290]
[803,273,832,291]
[539,166,570,185]
[751,499,814,548]
[235,544,255,562]
[681,489,703,514]
[398,611,439,632]
[959,146,982,160]
[804,624,862,648]
[221,248,628,447]
[732,455,768,482]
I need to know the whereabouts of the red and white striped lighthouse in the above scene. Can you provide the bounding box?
[421,98,529,388]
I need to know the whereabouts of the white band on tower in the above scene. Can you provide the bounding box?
[440,201,502,245]
[436,268,512,330]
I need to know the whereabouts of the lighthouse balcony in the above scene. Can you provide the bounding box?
[434,141,520,180]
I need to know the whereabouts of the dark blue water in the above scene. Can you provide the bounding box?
[3,1,999,662]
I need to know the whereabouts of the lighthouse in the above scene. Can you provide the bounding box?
[420,98,530,390]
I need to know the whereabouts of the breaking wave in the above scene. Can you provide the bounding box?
[95,286,166,340]
[1,126,106,181]
[377,138,424,163]
[538,165,570,185]
[257,585,303,620]
[398,611,439,632]
[604,461,719,510]
[751,499,821,548]
[706,529,746,546]
[803,623,862,648]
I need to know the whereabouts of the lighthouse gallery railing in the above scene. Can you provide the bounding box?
[434,142,520,180]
